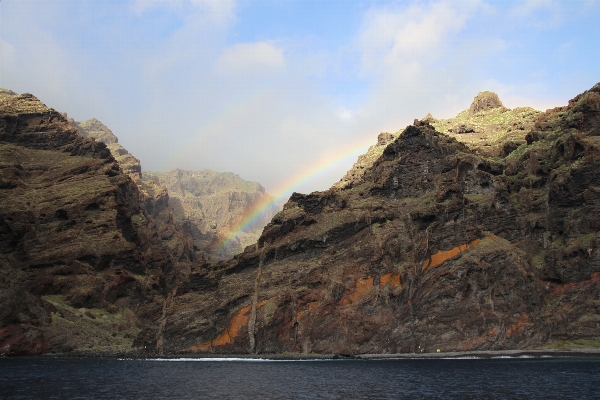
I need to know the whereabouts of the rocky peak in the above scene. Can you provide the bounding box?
[422,112,437,124]
[73,118,141,180]
[427,91,540,156]
[75,118,119,144]
[166,83,600,356]
[142,169,278,259]
[468,91,504,116]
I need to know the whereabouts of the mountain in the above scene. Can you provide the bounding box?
[71,118,277,260]
[3,84,600,357]
[0,89,199,356]
[143,169,278,259]
[162,84,600,355]
[70,118,142,180]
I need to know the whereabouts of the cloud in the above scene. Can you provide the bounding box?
[190,0,235,24]
[359,0,482,69]
[351,0,500,132]
[214,42,286,75]
[2,0,596,199]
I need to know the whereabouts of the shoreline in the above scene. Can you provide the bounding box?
[25,348,600,360]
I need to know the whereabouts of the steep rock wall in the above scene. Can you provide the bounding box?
[165,83,600,355]
[0,91,196,356]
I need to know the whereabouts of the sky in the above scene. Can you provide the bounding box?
[1,0,599,199]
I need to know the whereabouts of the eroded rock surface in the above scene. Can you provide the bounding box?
[143,169,277,259]
[0,91,198,356]
[165,84,600,355]
[3,84,600,357]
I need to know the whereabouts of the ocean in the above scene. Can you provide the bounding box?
[1,355,599,399]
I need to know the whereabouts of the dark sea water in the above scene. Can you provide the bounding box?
[1,356,600,399]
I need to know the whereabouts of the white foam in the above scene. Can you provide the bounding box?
[144,358,274,362]
[138,357,333,362]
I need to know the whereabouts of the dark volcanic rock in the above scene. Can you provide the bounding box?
[0,91,197,356]
[164,83,600,355]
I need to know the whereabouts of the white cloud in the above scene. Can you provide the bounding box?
[190,0,235,24]
[359,0,482,69]
[351,0,498,132]
[214,42,285,75]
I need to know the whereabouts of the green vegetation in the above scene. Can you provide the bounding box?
[539,339,600,350]
[42,295,141,352]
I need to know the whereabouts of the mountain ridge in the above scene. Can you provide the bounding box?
[162,83,600,355]
[2,83,600,356]
[70,117,277,260]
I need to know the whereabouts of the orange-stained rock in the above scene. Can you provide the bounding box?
[293,300,321,325]
[339,277,375,305]
[422,238,482,271]
[186,299,271,351]
[552,271,600,295]
[379,273,401,287]
[504,315,532,339]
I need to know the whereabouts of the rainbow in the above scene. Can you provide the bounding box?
[216,132,382,253]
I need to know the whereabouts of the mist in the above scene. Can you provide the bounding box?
[1,0,598,197]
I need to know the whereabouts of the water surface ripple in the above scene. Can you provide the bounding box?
[1,356,599,399]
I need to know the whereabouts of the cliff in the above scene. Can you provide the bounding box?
[71,118,143,180]
[164,84,600,355]
[0,90,198,356]
[143,169,277,259]
[3,83,600,357]
[71,118,276,260]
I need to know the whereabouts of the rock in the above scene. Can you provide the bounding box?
[422,113,438,124]
[142,169,277,260]
[73,117,276,261]
[166,83,600,355]
[73,118,119,144]
[431,95,540,156]
[4,83,600,357]
[377,132,394,146]
[469,91,504,116]
[449,124,476,134]
[72,119,141,180]
[0,91,196,356]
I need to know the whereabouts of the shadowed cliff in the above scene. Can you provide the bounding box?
[0,90,200,356]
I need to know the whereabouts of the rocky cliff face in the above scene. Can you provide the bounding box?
[164,84,600,355]
[72,118,276,260]
[71,117,213,264]
[0,90,197,356]
[71,118,142,180]
[143,169,277,259]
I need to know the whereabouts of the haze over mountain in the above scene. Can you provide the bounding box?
[2,83,600,356]
[1,0,598,198]
[1,0,600,358]
[70,117,277,260]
